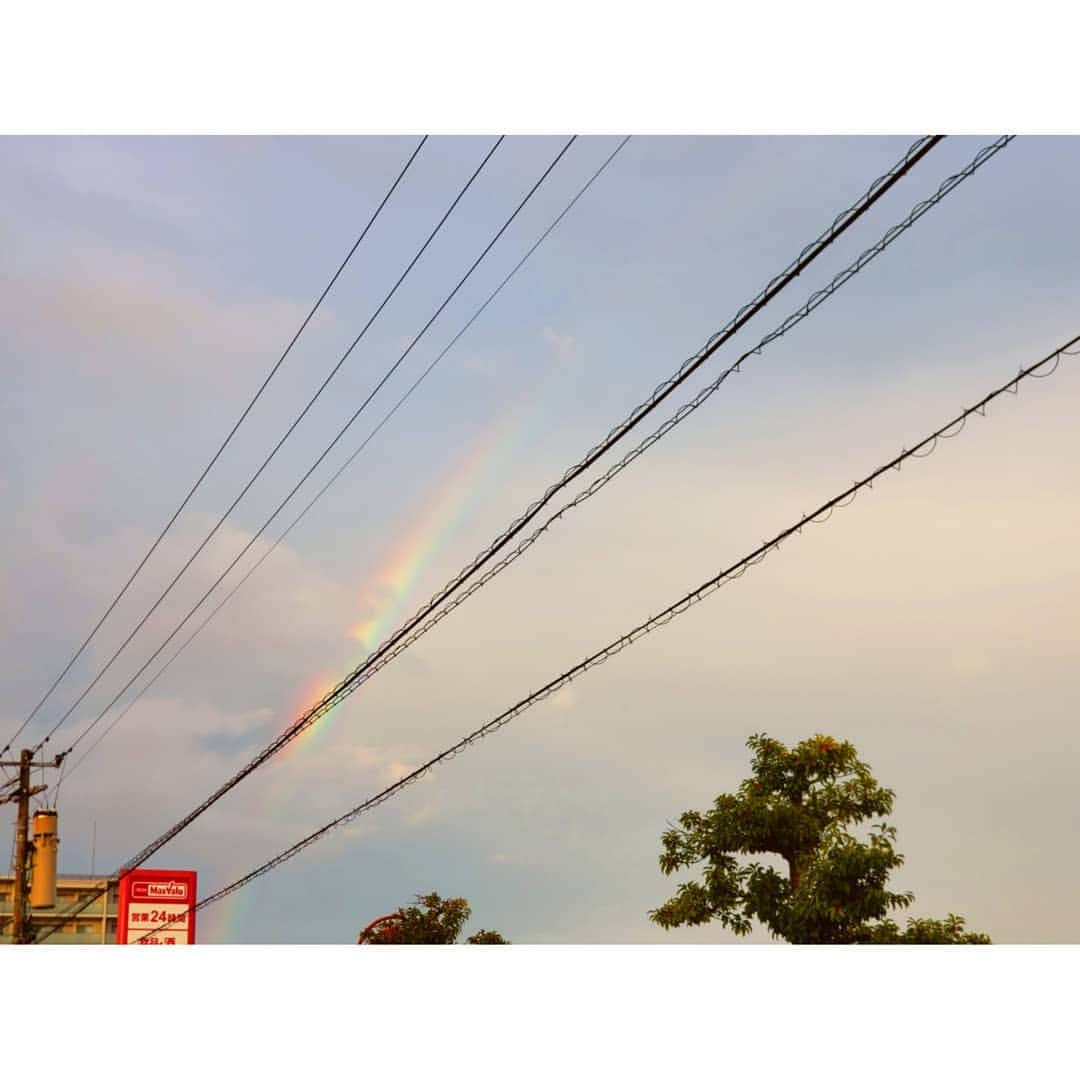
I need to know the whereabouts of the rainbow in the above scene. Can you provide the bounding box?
[212,346,566,941]
[295,389,536,754]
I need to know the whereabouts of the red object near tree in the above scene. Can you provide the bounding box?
[357,913,403,944]
[357,893,509,944]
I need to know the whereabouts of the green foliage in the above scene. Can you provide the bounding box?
[855,913,991,944]
[650,733,989,944]
[365,892,510,945]
[466,929,510,944]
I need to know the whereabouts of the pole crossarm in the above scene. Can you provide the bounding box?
[0,784,46,807]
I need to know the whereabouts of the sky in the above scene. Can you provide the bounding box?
[1,134,1078,944]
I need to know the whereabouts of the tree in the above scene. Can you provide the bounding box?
[650,733,989,944]
[362,892,510,944]
[465,928,511,944]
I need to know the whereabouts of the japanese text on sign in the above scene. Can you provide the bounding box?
[117,870,197,945]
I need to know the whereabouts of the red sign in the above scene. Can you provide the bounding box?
[117,869,197,945]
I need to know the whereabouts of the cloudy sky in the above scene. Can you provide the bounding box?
[2,134,1078,944]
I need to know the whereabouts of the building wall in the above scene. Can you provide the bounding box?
[0,875,119,944]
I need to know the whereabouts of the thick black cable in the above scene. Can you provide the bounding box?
[31,136,506,753]
[33,135,943,940]
[52,136,578,759]
[239,136,1013,717]
[64,132,1000,785]
[107,135,944,872]
[129,330,1080,937]
[60,137,631,786]
[0,136,428,758]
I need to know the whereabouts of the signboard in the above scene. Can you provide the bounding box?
[117,869,197,945]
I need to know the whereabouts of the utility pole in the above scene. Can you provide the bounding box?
[1,749,64,944]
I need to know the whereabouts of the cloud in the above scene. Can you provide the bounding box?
[404,796,442,828]
[543,326,580,362]
[548,685,577,714]
[0,255,317,393]
[8,137,1080,945]
[347,744,417,788]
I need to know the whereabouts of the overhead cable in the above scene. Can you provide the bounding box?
[35,135,945,938]
[32,135,509,753]
[0,136,429,757]
[244,136,1014,714]
[48,136,578,759]
[132,330,1080,937]
[110,135,946,872]
[60,137,632,785]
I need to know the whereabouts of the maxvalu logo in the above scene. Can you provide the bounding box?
[132,880,188,901]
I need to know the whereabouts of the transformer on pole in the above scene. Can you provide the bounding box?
[1,750,65,944]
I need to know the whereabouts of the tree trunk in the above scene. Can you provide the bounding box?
[788,857,803,894]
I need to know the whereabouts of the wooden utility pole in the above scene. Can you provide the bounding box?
[1,749,63,944]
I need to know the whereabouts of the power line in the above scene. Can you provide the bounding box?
[0,136,429,758]
[59,137,632,786]
[132,331,1080,938]
[32,134,943,940]
[49,136,579,760]
[31,135,508,753]
[253,135,1014,715]
[108,135,945,874]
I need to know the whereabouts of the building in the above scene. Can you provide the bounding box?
[0,874,119,944]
